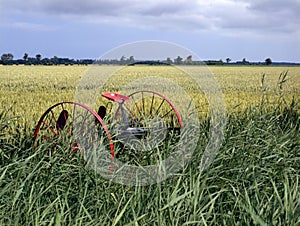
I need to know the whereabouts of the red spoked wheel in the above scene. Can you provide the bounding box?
[34,102,114,158]
[111,90,183,155]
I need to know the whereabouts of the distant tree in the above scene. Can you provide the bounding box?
[1,54,6,62]
[242,58,250,65]
[1,53,14,64]
[23,53,28,61]
[166,57,173,65]
[1,54,6,64]
[7,53,13,61]
[41,58,54,65]
[36,54,42,63]
[174,56,183,65]
[186,55,192,64]
[205,60,224,65]
[53,56,59,65]
[128,56,135,64]
[120,55,126,64]
[265,58,272,65]
[226,58,231,64]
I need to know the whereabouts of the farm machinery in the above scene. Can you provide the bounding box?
[33,90,183,166]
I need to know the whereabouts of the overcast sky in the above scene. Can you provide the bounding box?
[0,0,299,62]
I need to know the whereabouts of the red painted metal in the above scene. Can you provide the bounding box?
[34,90,183,168]
[101,92,130,103]
[34,101,115,156]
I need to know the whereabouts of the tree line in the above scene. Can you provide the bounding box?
[1,52,276,66]
[0,53,93,65]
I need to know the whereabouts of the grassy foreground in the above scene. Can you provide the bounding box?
[1,96,299,225]
[0,65,300,225]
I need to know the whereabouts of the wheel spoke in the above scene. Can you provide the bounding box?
[149,92,155,117]
[131,95,142,118]
[142,91,145,115]
[160,108,173,119]
[34,102,115,161]
[49,109,58,124]
[123,104,139,126]
[41,120,58,136]
[153,98,165,117]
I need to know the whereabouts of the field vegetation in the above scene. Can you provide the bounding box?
[0,65,299,225]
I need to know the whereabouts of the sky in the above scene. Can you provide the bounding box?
[0,0,299,62]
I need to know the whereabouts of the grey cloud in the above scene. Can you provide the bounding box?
[246,0,300,33]
[137,2,194,16]
[0,0,299,35]
[42,1,118,15]
[0,0,192,16]
[211,0,300,34]
[0,0,131,16]
[247,0,300,14]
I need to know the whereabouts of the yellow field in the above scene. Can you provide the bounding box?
[0,65,299,130]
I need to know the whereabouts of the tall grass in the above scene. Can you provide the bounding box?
[0,72,299,225]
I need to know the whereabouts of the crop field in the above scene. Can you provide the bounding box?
[1,65,299,130]
[0,65,300,225]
